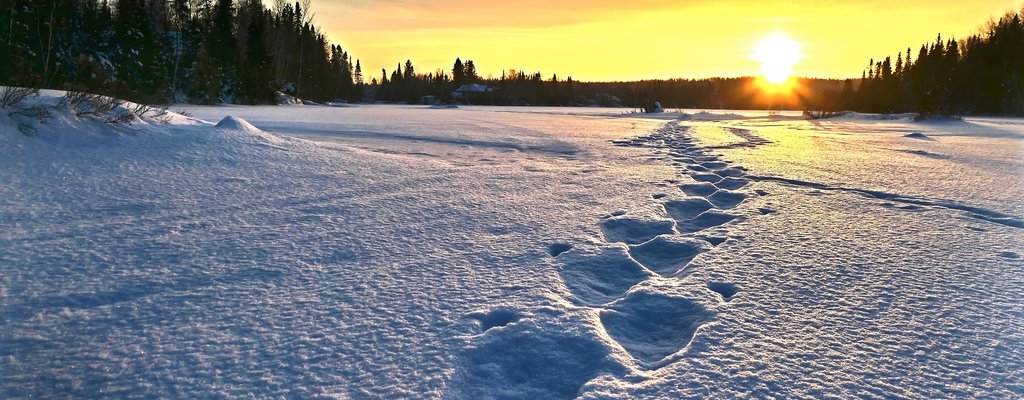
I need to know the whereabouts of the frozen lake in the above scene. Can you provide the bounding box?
[3,100,1023,398]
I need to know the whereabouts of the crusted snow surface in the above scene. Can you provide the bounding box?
[2,99,1023,398]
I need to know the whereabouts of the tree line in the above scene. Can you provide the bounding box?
[1,0,359,104]
[2,2,1020,115]
[848,7,1023,115]
[369,57,844,110]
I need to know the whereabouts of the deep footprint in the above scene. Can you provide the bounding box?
[715,168,746,177]
[556,246,651,305]
[677,210,740,233]
[468,309,521,332]
[628,235,712,276]
[681,182,718,197]
[707,190,748,209]
[715,177,750,190]
[455,328,613,399]
[600,291,713,364]
[548,243,573,257]
[707,282,739,301]
[663,198,715,221]
[600,217,676,245]
[691,173,723,183]
[696,235,728,246]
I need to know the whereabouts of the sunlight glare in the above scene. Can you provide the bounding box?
[752,32,802,84]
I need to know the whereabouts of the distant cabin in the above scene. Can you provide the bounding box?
[453,84,493,104]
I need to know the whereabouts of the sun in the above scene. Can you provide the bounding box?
[751,32,802,84]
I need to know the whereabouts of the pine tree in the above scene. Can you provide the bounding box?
[404,59,415,80]
[465,60,478,82]
[452,58,465,85]
[354,60,362,85]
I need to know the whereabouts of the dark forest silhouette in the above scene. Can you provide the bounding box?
[849,9,1023,116]
[2,1,1021,115]
[2,0,358,104]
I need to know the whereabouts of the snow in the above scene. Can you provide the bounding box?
[214,115,260,132]
[2,94,1023,398]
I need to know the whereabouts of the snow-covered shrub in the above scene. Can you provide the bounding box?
[803,110,847,120]
[58,90,171,124]
[0,86,40,109]
[1,87,52,126]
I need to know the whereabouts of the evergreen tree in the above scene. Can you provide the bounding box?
[464,60,478,82]
[452,58,465,85]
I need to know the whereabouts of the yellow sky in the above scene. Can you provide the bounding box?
[312,0,1021,82]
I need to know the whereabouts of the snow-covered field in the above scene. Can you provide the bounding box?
[2,96,1023,398]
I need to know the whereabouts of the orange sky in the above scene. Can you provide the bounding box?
[311,0,1021,82]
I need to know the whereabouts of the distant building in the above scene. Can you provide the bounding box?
[453,84,493,104]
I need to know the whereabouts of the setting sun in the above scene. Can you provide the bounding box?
[751,32,803,84]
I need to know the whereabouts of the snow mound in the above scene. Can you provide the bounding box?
[215,116,262,133]
[275,91,302,105]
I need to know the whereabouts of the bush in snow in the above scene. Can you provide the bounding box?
[0,86,40,109]
[1,87,52,126]
[58,91,172,124]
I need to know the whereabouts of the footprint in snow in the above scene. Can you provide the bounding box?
[715,177,750,190]
[707,282,740,301]
[548,243,573,257]
[599,216,676,245]
[628,235,713,276]
[706,190,748,209]
[714,167,746,178]
[600,291,713,365]
[691,173,723,183]
[555,245,651,306]
[676,210,742,233]
[467,309,521,333]
[662,198,715,221]
[681,182,718,197]
[998,251,1021,259]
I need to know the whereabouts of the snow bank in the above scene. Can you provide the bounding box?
[833,111,918,121]
[0,89,202,145]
